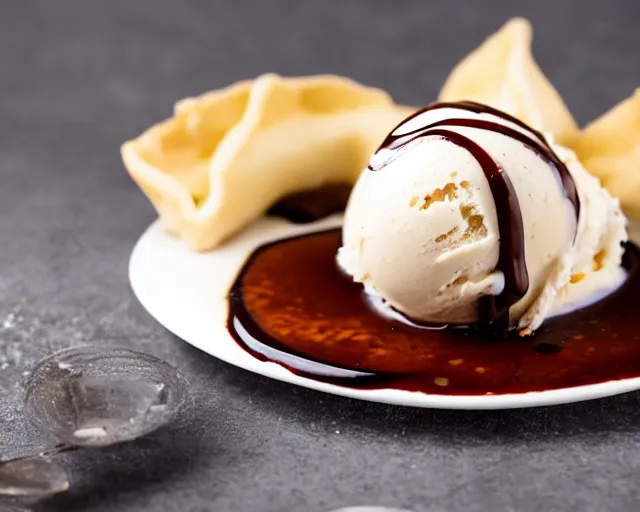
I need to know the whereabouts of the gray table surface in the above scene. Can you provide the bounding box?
[1,1,640,511]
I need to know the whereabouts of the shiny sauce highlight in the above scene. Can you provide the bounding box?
[228,229,640,396]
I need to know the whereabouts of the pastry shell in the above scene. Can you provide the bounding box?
[439,17,578,145]
[570,90,640,220]
[122,74,411,251]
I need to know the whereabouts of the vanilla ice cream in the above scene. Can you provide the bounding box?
[337,101,627,332]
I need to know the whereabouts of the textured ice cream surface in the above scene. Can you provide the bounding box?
[337,102,627,332]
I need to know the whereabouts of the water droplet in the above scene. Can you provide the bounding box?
[0,457,68,496]
[24,346,189,447]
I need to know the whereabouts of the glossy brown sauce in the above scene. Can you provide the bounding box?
[268,183,352,224]
[372,101,579,215]
[228,229,640,396]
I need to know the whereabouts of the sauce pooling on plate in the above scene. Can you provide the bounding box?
[227,228,640,396]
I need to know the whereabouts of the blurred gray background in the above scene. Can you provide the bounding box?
[1,1,640,511]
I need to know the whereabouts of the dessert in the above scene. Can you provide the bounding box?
[337,101,627,333]
[125,18,640,397]
[221,19,640,395]
[121,74,411,251]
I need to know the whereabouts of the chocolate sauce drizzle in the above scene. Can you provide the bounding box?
[367,101,581,330]
[227,229,640,396]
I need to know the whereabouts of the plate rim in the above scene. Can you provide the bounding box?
[129,219,640,410]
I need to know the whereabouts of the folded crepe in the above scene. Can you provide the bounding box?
[441,17,639,222]
[570,90,640,220]
[122,74,412,251]
[439,17,578,146]
[124,21,639,251]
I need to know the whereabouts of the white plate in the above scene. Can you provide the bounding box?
[130,217,640,410]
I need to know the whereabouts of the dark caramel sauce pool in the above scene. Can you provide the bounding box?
[228,227,640,396]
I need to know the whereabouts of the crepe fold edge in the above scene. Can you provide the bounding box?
[122,74,412,251]
[439,17,579,145]
[570,89,640,220]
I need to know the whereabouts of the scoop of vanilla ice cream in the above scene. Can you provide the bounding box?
[337,104,627,331]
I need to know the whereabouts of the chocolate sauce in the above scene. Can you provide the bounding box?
[372,101,579,216]
[367,101,580,330]
[228,229,639,396]
[413,128,527,329]
[268,183,352,224]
